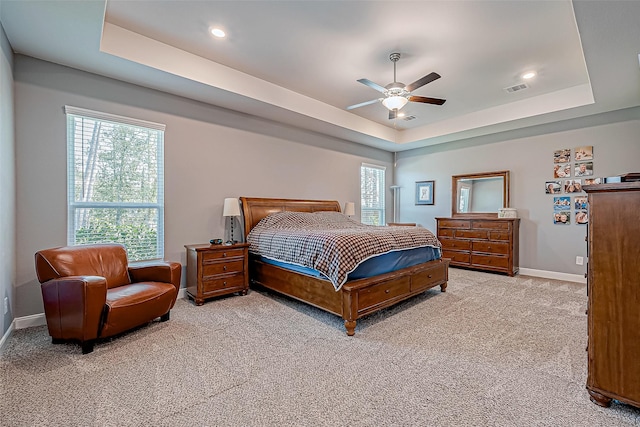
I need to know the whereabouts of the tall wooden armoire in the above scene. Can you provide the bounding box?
[584,181,640,408]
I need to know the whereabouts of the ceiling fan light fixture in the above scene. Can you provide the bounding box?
[382,96,408,110]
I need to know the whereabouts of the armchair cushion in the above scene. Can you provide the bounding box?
[35,243,182,353]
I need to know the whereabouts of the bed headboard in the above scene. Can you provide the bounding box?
[239,197,342,238]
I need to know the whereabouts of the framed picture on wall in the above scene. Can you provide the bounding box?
[415,181,435,205]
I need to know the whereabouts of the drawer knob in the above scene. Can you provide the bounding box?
[223,281,227,286]
[428,274,432,279]
[385,289,390,294]
[223,252,227,257]
[223,265,227,271]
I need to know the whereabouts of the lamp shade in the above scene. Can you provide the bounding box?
[382,96,408,110]
[344,202,355,216]
[223,198,241,217]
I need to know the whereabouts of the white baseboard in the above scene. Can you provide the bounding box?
[519,268,586,284]
[0,319,15,351]
[15,313,47,329]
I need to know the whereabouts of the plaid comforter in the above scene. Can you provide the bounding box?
[247,211,441,290]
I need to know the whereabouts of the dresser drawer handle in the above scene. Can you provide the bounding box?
[385,289,390,294]
[223,265,227,271]
[222,252,227,257]
[223,281,227,287]
[428,274,432,279]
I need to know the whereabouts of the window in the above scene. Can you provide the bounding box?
[65,106,165,261]
[360,163,386,225]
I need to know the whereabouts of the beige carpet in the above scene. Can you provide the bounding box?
[1,268,639,426]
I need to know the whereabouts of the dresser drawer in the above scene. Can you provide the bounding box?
[438,228,454,237]
[440,238,471,251]
[438,219,471,229]
[489,231,510,241]
[358,276,410,309]
[471,254,509,269]
[202,274,245,293]
[472,241,509,255]
[473,220,511,230]
[203,248,245,261]
[442,250,471,264]
[203,259,244,276]
[456,229,489,239]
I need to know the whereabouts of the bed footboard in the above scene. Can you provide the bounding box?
[250,257,449,335]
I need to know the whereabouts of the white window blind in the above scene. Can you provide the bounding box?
[65,106,165,261]
[360,163,386,225]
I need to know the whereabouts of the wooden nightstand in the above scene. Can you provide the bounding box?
[185,243,249,305]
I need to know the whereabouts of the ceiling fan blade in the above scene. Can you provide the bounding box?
[357,78,387,93]
[409,95,446,105]
[389,109,398,120]
[405,72,441,93]
[346,99,380,110]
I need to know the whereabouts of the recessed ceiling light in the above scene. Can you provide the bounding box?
[210,28,226,38]
[522,71,536,80]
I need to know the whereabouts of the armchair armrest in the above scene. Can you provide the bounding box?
[128,261,181,290]
[40,276,107,341]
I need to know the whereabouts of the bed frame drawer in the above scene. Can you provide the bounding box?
[411,264,447,292]
[357,276,411,309]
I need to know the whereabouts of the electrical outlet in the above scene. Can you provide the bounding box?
[3,297,7,315]
[576,256,584,266]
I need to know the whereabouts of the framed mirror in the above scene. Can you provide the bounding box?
[452,171,510,217]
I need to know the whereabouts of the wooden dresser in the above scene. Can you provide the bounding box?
[436,217,520,276]
[584,182,640,409]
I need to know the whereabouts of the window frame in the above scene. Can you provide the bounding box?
[65,106,166,261]
[360,163,386,226]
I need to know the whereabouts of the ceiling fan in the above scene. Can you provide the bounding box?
[347,52,446,119]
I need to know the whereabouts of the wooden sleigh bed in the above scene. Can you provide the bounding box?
[240,197,449,336]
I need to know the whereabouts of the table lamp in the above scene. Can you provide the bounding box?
[344,202,355,217]
[223,197,241,244]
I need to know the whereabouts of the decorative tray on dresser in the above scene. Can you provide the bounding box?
[436,217,520,276]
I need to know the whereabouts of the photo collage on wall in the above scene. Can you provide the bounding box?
[547,146,595,225]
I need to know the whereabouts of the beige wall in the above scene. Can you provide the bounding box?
[13,55,392,317]
[0,23,15,336]
[396,115,640,276]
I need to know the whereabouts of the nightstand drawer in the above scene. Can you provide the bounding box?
[203,259,244,276]
[202,274,245,293]
[203,248,244,261]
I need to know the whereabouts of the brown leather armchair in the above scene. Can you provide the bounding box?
[35,243,181,354]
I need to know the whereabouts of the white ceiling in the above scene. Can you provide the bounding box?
[2,1,639,151]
